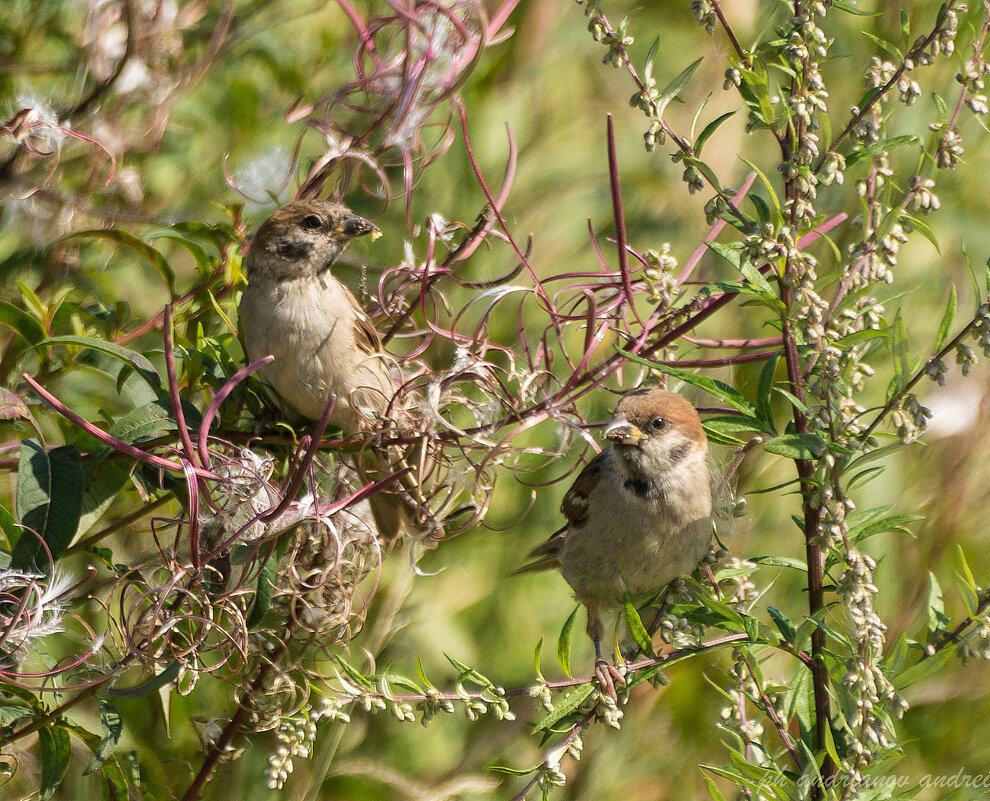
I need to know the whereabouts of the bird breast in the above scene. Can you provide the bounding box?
[240,275,394,429]
[558,456,712,608]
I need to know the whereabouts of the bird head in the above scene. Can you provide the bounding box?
[245,200,380,281]
[604,388,708,479]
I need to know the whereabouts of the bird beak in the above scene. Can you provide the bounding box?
[336,214,381,241]
[603,419,647,446]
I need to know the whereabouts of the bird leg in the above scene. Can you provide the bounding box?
[588,608,625,702]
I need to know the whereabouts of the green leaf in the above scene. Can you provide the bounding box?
[756,352,780,429]
[657,57,703,117]
[12,441,85,570]
[39,724,71,799]
[38,335,162,392]
[859,31,903,61]
[768,606,797,643]
[707,241,775,295]
[622,597,655,657]
[533,637,545,681]
[619,354,762,419]
[901,213,941,253]
[845,134,919,166]
[557,604,580,678]
[489,764,539,777]
[738,157,782,216]
[954,545,979,613]
[61,229,176,295]
[0,299,45,346]
[849,512,924,542]
[0,503,18,552]
[892,644,954,690]
[763,434,826,459]
[703,773,731,801]
[246,553,276,629]
[695,111,737,156]
[643,36,660,84]
[925,572,949,635]
[83,700,123,775]
[890,310,911,392]
[532,683,595,732]
[749,555,807,571]
[77,459,132,539]
[934,286,957,352]
[834,0,880,14]
[108,661,181,698]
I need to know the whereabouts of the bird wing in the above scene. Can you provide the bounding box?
[343,284,384,356]
[510,451,606,574]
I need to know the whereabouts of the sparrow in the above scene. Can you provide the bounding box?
[517,388,712,698]
[237,199,412,541]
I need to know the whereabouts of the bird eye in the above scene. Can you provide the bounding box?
[651,416,667,430]
[300,214,323,230]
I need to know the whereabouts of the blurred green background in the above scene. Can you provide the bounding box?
[3,1,990,799]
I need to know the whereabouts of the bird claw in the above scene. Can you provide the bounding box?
[594,659,626,702]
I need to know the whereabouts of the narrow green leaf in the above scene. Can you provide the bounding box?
[767,606,797,643]
[707,241,774,295]
[926,572,949,634]
[695,111,737,156]
[836,327,888,348]
[0,299,46,346]
[849,513,924,542]
[934,286,957,352]
[83,700,123,775]
[39,724,71,799]
[891,310,911,392]
[738,157,782,216]
[38,335,162,391]
[893,645,954,690]
[749,555,807,571]
[771,387,808,414]
[834,0,880,15]
[618,353,762,419]
[12,441,85,570]
[859,31,903,60]
[643,36,660,84]
[532,683,595,732]
[557,604,580,678]
[108,661,181,698]
[657,57,703,116]
[901,213,941,253]
[622,597,655,657]
[703,773,731,801]
[246,553,276,628]
[61,229,176,295]
[489,764,539,777]
[756,352,780,429]
[533,637,544,681]
[763,433,826,459]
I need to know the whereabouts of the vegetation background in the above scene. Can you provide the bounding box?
[2,0,990,799]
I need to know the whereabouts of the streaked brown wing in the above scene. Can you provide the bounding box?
[342,284,383,356]
[511,451,606,574]
[560,450,606,529]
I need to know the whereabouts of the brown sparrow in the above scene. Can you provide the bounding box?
[518,388,712,698]
[238,200,412,540]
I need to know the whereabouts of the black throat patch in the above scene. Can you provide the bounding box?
[624,477,662,500]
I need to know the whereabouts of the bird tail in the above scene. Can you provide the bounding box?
[508,525,567,575]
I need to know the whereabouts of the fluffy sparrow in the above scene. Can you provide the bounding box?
[518,388,712,698]
[238,199,412,540]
